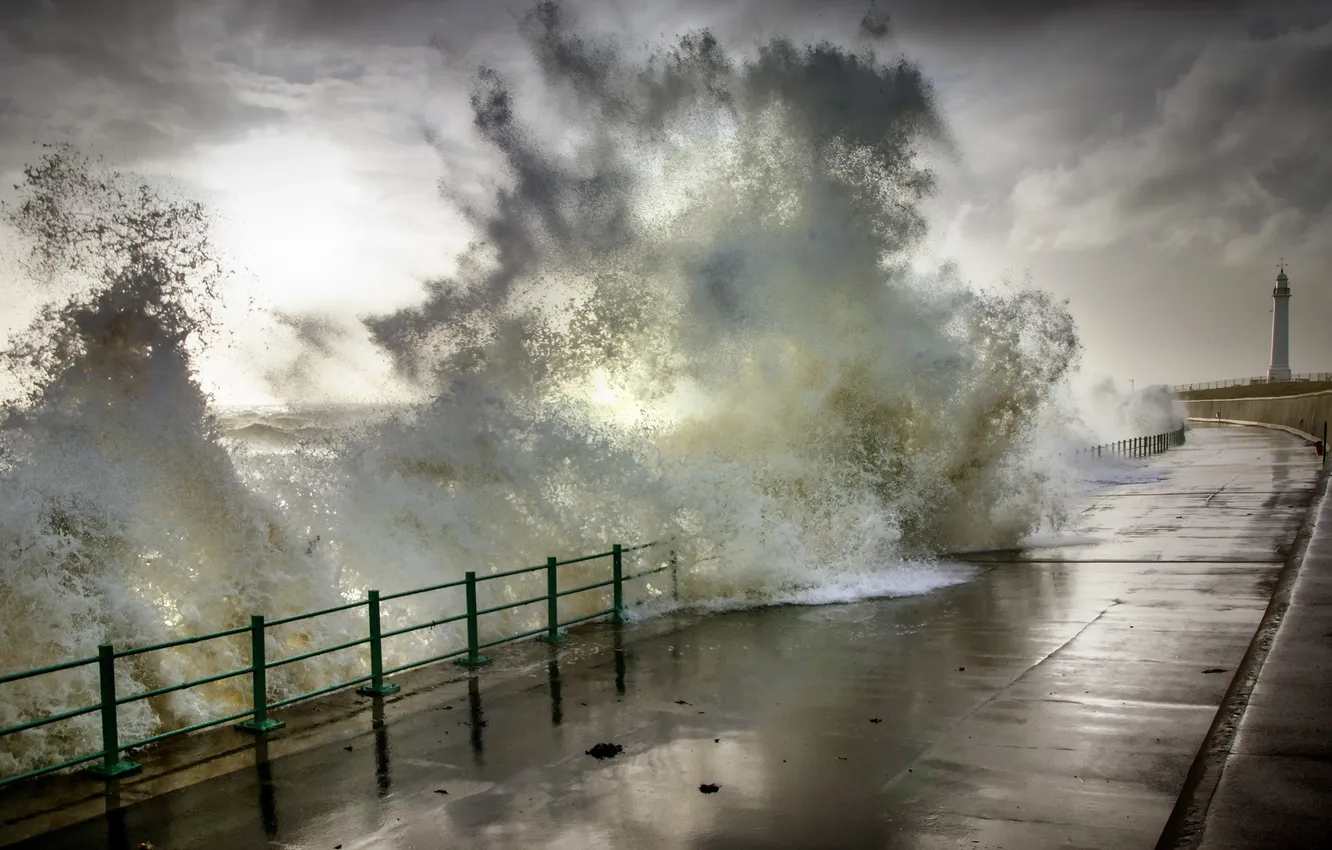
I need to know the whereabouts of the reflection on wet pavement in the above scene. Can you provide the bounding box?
[2,425,1320,850]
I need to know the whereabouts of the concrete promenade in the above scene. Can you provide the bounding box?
[0,425,1324,849]
[1190,431,1330,848]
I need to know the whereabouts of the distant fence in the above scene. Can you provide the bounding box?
[1074,426,1187,460]
[1171,373,1332,393]
[0,542,676,788]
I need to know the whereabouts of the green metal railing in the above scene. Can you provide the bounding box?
[1073,425,1187,460]
[0,541,678,788]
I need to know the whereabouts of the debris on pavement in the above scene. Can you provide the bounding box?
[586,743,624,759]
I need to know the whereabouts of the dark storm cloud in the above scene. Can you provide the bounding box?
[893,0,1332,265]
[1062,15,1332,250]
[869,0,1331,40]
[3,0,1330,266]
[884,0,1241,30]
[0,0,528,178]
[0,0,284,168]
[233,0,471,44]
[675,0,1263,38]
[0,0,1188,179]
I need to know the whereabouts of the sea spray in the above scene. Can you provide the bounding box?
[1,4,1090,777]
[345,2,1082,579]
[240,5,1086,639]
[1084,377,1188,442]
[0,149,360,775]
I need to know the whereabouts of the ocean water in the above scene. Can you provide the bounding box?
[0,7,1176,777]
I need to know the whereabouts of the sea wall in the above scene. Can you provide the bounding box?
[1183,390,1332,443]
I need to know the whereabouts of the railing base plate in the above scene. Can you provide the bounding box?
[356,684,401,697]
[235,718,285,734]
[85,759,142,779]
[455,655,493,668]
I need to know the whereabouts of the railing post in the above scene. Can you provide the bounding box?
[357,591,400,696]
[456,571,492,667]
[670,550,679,602]
[84,644,141,779]
[538,557,567,644]
[236,615,284,733]
[611,544,624,624]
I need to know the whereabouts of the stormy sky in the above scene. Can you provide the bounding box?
[1,0,1329,404]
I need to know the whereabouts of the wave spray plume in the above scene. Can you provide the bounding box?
[1,3,1082,776]
[352,2,1082,595]
[0,148,353,775]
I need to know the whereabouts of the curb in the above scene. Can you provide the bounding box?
[1154,452,1330,849]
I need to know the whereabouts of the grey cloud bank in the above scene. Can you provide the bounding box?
[0,0,1329,396]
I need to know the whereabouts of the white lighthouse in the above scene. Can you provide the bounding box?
[1268,261,1292,381]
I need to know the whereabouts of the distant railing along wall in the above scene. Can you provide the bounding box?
[0,542,677,788]
[1074,426,1187,460]
[1171,373,1332,393]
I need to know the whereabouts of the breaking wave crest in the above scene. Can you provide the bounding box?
[1,4,1084,775]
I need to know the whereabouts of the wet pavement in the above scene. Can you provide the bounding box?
[1193,436,1330,849]
[1,425,1323,850]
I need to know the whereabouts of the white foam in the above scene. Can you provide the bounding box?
[626,560,978,618]
[1,25,1098,776]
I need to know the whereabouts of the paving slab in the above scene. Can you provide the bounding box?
[1193,438,1332,850]
[0,425,1321,850]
